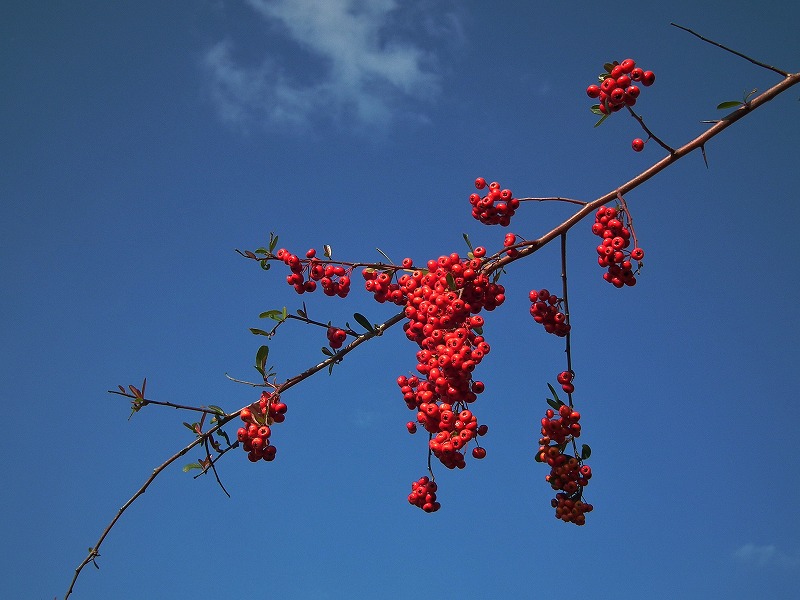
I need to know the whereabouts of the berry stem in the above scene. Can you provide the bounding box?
[559,233,575,409]
[625,106,675,154]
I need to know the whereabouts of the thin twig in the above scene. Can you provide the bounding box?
[518,197,587,206]
[671,22,790,76]
[625,106,675,154]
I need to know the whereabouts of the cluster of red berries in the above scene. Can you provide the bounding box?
[557,370,574,394]
[275,248,352,297]
[409,401,488,468]
[552,493,593,526]
[237,391,288,462]
[592,205,644,287]
[408,476,440,513]
[393,253,504,480]
[529,289,570,337]
[586,58,655,115]
[537,403,592,525]
[469,178,520,226]
[326,326,347,349]
[363,267,406,304]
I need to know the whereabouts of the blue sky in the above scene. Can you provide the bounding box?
[2,1,799,599]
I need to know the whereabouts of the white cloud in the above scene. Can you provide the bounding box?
[203,0,455,131]
[733,543,800,568]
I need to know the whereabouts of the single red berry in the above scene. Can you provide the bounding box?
[631,247,645,260]
[642,70,655,86]
[474,177,487,190]
[632,138,645,152]
[406,422,417,434]
[473,246,486,258]
[472,447,487,459]
[630,67,644,82]
[586,84,601,98]
[620,58,636,73]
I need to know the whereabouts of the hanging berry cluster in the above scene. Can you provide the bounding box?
[407,476,440,513]
[469,177,520,226]
[592,205,644,287]
[528,289,570,337]
[236,391,287,462]
[394,254,504,506]
[276,248,352,297]
[586,58,655,115]
[536,399,593,525]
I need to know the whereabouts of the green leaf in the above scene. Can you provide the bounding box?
[206,405,225,415]
[182,462,203,473]
[546,398,562,411]
[581,444,592,460]
[260,260,271,271]
[249,328,270,336]
[472,326,483,335]
[534,450,544,462]
[603,62,615,73]
[593,112,610,128]
[716,100,742,110]
[446,273,457,291]
[268,233,279,253]
[183,422,197,432]
[547,383,561,404]
[255,345,269,376]
[254,247,268,255]
[216,428,231,446]
[462,233,473,251]
[353,312,374,332]
[259,309,285,321]
[321,347,334,357]
[590,104,603,115]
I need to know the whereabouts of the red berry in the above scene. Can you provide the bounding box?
[632,138,645,152]
[472,447,487,459]
[586,84,601,98]
[474,177,487,190]
[642,70,655,86]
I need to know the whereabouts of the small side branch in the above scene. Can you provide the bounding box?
[671,22,790,76]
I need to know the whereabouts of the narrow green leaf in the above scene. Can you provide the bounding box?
[716,100,741,110]
[581,444,592,460]
[353,312,374,332]
[260,260,271,271]
[268,233,278,253]
[472,326,483,335]
[254,247,268,255]
[590,104,603,115]
[462,233,473,251]
[547,383,561,404]
[446,273,457,291]
[375,248,394,264]
[328,362,335,375]
[546,398,561,411]
[216,428,231,446]
[182,462,203,473]
[249,328,270,336]
[593,112,610,128]
[206,405,225,415]
[183,422,196,432]
[534,450,544,462]
[321,347,334,357]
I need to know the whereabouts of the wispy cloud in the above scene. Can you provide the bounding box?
[733,543,800,568]
[203,0,460,132]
